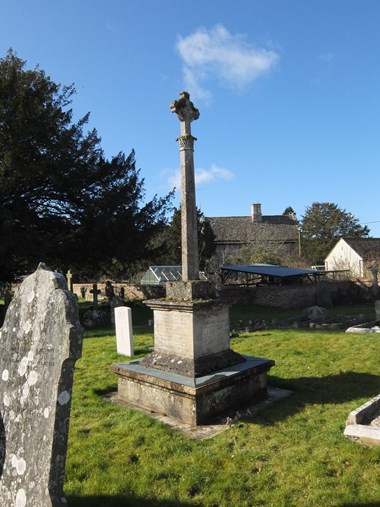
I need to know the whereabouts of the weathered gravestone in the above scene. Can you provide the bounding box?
[89,283,101,308]
[0,263,83,507]
[83,283,107,328]
[110,296,125,325]
[105,281,125,325]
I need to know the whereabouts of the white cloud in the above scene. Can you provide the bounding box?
[106,22,118,35]
[195,164,234,185]
[318,52,335,63]
[166,169,181,190]
[176,24,279,100]
[164,163,234,191]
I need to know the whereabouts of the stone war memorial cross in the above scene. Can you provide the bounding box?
[0,263,83,506]
[111,92,275,426]
[170,91,200,282]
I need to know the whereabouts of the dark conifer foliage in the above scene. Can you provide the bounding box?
[159,207,216,271]
[0,50,173,280]
[301,202,369,264]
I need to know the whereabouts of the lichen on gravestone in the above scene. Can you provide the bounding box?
[0,263,83,507]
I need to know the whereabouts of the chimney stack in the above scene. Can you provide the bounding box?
[251,203,262,223]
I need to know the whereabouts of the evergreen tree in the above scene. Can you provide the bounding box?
[159,207,216,271]
[301,202,369,264]
[0,50,173,280]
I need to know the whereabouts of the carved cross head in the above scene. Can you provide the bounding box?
[170,91,200,124]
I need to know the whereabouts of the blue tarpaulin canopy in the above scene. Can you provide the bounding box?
[220,264,322,286]
[221,264,320,278]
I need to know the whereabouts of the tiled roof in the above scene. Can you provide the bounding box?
[343,238,380,259]
[206,216,298,244]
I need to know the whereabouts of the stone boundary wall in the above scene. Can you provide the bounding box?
[9,280,367,309]
[72,283,164,301]
[220,281,367,309]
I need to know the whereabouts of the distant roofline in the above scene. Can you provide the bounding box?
[206,215,297,219]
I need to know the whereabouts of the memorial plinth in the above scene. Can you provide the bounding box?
[111,355,274,426]
[140,288,244,378]
[111,280,275,425]
[111,93,274,426]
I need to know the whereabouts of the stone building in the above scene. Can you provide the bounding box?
[206,203,299,265]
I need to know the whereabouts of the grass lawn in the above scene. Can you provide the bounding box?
[63,304,379,506]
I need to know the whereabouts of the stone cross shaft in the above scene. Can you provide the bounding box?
[170,91,200,281]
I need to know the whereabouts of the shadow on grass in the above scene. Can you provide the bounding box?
[134,324,154,334]
[340,504,380,507]
[83,326,153,341]
[264,371,380,422]
[84,327,115,339]
[133,346,153,357]
[67,494,195,507]
[94,385,116,397]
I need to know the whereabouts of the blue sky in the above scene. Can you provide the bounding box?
[2,0,380,235]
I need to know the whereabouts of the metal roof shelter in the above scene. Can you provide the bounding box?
[221,264,321,285]
[141,266,207,286]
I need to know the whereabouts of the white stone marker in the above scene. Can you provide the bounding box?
[115,306,134,356]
